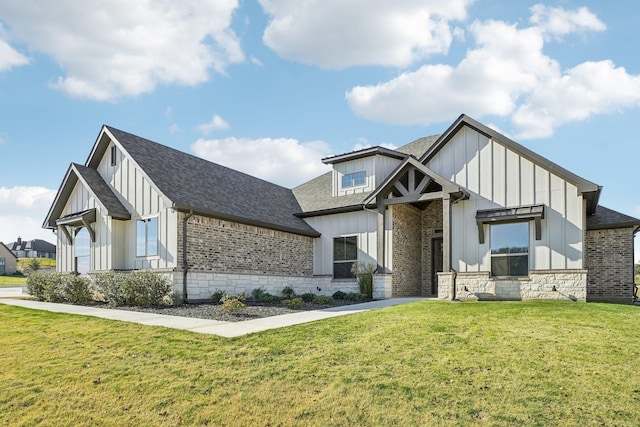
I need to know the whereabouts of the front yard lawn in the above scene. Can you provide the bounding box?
[0,275,26,287]
[2,301,640,425]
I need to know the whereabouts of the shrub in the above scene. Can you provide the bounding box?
[351,261,375,299]
[300,292,316,303]
[26,272,92,304]
[332,290,347,300]
[27,258,42,272]
[220,293,246,314]
[313,295,333,305]
[343,292,366,302]
[211,290,225,303]
[92,270,172,307]
[282,297,303,309]
[281,286,296,299]
[250,288,280,303]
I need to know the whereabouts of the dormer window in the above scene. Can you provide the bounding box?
[342,171,366,188]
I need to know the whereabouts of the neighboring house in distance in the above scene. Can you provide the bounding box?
[43,115,640,303]
[6,237,56,260]
[0,242,18,275]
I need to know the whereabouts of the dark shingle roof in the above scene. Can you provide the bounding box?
[586,205,640,231]
[106,126,319,237]
[6,239,55,253]
[72,163,130,219]
[293,135,441,216]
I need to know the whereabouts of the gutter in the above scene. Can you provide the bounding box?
[182,210,193,303]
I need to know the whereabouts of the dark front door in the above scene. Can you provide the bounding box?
[432,238,443,295]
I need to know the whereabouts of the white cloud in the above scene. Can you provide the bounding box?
[168,124,181,133]
[512,61,640,139]
[353,142,398,151]
[529,3,606,39]
[0,1,243,101]
[259,0,474,69]
[0,186,57,245]
[0,38,29,72]
[346,5,639,139]
[191,137,332,187]
[197,115,230,134]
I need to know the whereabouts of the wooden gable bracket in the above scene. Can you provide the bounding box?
[56,208,97,244]
[476,205,545,244]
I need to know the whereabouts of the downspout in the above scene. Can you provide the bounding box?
[182,210,193,303]
[449,191,466,301]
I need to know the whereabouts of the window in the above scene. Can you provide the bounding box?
[333,236,357,279]
[0,257,5,266]
[110,146,117,166]
[490,222,529,277]
[136,217,158,257]
[74,227,90,275]
[341,171,366,188]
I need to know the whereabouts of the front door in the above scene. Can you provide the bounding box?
[432,238,443,295]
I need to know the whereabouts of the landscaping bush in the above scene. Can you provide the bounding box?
[281,286,296,299]
[313,295,333,305]
[220,293,246,314]
[250,288,280,303]
[26,272,92,304]
[211,290,225,303]
[92,270,172,307]
[343,292,366,302]
[282,297,303,309]
[299,292,316,303]
[332,290,347,300]
[351,261,374,299]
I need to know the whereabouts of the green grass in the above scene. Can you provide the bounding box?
[17,257,56,270]
[2,301,640,426]
[0,275,26,286]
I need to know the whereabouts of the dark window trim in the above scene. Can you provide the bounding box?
[333,236,357,279]
[110,146,117,166]
[341,171,366,189]
[476,204,544,244]
[489,221,530,277]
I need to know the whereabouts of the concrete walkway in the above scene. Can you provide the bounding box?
[0,286,26,298]
[0,297,425,338]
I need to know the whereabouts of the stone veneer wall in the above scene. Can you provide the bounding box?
[177,213,313,276]
[391,204,423,297]
[585,226,635,302]
[421,199,443,296]
[455,270,587,301]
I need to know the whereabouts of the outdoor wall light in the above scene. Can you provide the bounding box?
[552,285,557,292]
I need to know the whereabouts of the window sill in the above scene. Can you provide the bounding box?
[490,275,531,281]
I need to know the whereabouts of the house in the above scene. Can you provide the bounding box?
[6,237,56,260]
[0,242,18,275]
[43,114,640,302]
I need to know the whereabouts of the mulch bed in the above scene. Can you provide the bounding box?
[91,299,367,323]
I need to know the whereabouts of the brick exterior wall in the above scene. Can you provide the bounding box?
[177,213,313,277]
[391,204,422,296]
[585,226,635,302]
[421,199,443,296]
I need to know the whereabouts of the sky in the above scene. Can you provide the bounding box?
[1,0,640,259]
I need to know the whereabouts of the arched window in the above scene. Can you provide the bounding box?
[75,227,90,275]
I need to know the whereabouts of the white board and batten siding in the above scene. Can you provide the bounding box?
[305,210,393,275]
[58,141,178,273]
[426,126,584,273]
[332,155,402,196]
[97,142,178,270]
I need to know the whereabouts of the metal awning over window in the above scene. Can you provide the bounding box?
[476,204,545,244]
[56,208,97,243]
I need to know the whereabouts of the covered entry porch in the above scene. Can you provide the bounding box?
[364,157,468,298]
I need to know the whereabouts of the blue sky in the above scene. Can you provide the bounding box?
[1,0,640,259]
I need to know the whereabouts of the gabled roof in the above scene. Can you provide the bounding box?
[44,163,131,228]
[293,135,442,216]
[419,114,602,213]
[93,126,319,237]
[0,242,18,259]
[322,146,406,164]
[586,205,640,231]
[362,156,467,206]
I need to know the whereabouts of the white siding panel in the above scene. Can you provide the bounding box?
[492,142,506,207]
[520,158,535,205]
[305,210,382,276]
[466,129,479,194]
[549,174,566,269]
[506,149,520,207]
